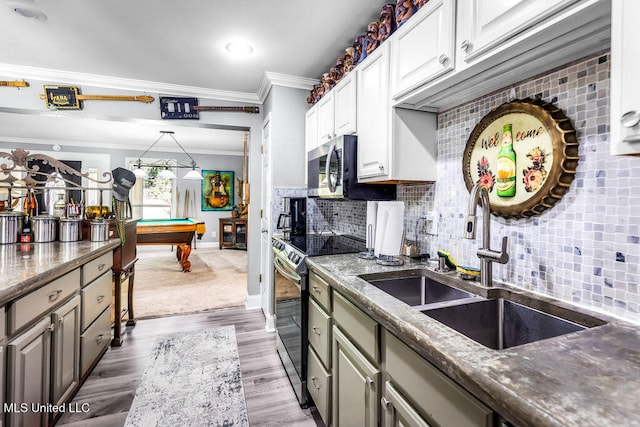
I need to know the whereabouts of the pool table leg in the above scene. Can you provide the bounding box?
[176,244,192,272]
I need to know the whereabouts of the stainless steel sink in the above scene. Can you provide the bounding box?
[422,298,591,350]
[360,271,475,307]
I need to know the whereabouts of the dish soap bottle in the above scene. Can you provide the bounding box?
[496,123,516,197]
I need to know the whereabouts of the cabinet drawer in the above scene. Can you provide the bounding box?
[309,270,331,311]
[307,346,331,426]
[81,272,112,330]
[333,291,378,363]
[82,252,112,286]
[7,268,80,336]
[308,298,331,366]
[384,331,493,427]
[80,307,110,377]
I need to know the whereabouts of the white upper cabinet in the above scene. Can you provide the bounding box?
[390,0,456,99]
[456,0,579,65]
[305,104,319,153]
[611,0,640,155]
[357,43,391,180]
[333,72,357,137]
[317,91,336,145]
[394,0,610,110]
[357,43,437,183]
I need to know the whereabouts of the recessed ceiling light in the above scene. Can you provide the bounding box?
[225,41,253,57]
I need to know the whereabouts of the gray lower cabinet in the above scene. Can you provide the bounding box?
[383,330,494,427]
[381,381,430,427]
[7,317,52,427]
[332,325,380,427]
[51,295,81,407]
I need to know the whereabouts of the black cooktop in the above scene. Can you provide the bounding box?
[289,234,366,257]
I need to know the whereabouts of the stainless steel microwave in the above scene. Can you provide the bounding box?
[307,135,396,200]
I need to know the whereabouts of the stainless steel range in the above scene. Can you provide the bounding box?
[272,232,366,407]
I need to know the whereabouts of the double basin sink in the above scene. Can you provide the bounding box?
[359,270,605,350]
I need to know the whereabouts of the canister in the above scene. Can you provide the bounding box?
[90,219,110,242]
[31,215,59,242]
[59,218,83,242]
[0,212,24,244]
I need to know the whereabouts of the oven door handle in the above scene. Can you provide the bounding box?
[274,256,303,286]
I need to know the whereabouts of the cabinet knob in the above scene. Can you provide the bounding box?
[48,289,63,303]
[438,54,449,65]
[366,376,375,387]
[312,326,322,336]
[312,286,322,294]
[621,110,640,128]
[378,164,385,172]
[48,323,55,332]
[311,376,321,390]
[381,397,391,408]
[59,317,64,325]
[98,263,106,271]
[460,39,472,53]
[96,295,105,304]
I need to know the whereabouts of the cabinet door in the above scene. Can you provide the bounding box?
[334,72,357,136]
[332,326,380,427]
[382,381,430,427]
[7,317,52,427]
[390,0,455,98]
[457,0,579,64]
[305,104,319,153]
[317,91,336,144]
[51,295,81,406]
[357,43,391,181]
[611,0,640,155]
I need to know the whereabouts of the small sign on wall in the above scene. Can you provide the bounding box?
[160,97,199,120]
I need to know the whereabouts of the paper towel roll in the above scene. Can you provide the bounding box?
[366,201,378,249]
[374,201,405,257]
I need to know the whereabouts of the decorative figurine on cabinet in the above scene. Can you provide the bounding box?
[352,36,363,64]
[344,46,356,73]
[413,0,429,9]
[378,3,396,43]
[395,0,416,27]
[363,21,380,56]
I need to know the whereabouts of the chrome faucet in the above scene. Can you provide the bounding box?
[464,183,509,287]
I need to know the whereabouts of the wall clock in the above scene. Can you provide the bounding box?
[462,98,579,219]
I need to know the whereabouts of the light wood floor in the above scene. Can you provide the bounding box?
[56,307,323,426]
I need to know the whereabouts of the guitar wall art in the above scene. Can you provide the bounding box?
[202,170,234,211]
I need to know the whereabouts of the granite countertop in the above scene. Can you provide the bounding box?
[306,254,640,427]
[0,239,121,306]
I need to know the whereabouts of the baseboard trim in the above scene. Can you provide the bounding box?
[245,293,261,310]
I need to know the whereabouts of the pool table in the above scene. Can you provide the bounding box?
[136,218,206,272]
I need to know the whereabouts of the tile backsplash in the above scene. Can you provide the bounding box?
[281,51,639,323]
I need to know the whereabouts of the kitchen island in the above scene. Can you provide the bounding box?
[306,254,640,427]
[0,239,121,426]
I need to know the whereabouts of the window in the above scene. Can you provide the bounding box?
[129,162,175,219]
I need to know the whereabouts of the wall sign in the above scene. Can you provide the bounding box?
[44,85,81,110]
[160,97,200,120]
[462,98,578,219]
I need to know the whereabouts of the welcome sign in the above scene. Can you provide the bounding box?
[462,98,578,219]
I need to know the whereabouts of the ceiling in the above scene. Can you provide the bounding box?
[0,0,389,154]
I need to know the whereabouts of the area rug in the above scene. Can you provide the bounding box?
[133,246,247,318]
[124,326,249,427]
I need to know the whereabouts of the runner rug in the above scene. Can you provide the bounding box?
[124,326,249,426]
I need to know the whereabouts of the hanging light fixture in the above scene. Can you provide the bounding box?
[132,131,204,180]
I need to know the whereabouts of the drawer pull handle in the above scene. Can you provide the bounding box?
[312,327,322,336]
[48,323,55,332]
[59,317,64,325]
[98,263,106,271]
[48,289,63,302]
[312,286,322,294]
[621,110,640,128]
[460,39,472,53]
[96,295,105,304]
[311,376,321,390]
[381,397,391,408]
[366,376,374,387]
[438,54,448,65]
[96,334,105,343]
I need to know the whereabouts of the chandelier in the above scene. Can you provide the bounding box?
[132,131,203,180]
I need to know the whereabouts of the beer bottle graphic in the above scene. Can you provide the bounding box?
[496,124,516,197]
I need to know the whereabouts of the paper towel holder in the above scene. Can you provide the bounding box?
[358,224,377,260]
[375,230,405,266]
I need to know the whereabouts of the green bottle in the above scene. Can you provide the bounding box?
[496,123,516,197]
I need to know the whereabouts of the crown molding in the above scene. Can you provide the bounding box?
[0,63,261,103]
[258,71,318,103]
